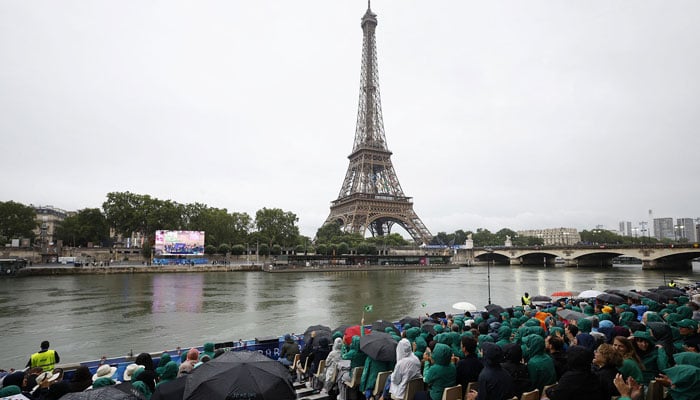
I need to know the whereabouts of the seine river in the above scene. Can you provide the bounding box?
[1,263,699,369]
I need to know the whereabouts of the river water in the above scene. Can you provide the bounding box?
[2,263,699,369]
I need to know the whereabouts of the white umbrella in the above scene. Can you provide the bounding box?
[452,301,477,312]
[577,289,604,299]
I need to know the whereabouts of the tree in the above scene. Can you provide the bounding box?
[231,244,245,256]
[258,243,270,256]
[205,245,217,255]
[254,208,300,248]
[54,208,110,247]
[0,201,37,243]
[271,245,282,256]
[218,243,231,255]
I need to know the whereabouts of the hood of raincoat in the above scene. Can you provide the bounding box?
[663,365,700,400]
[575,333,596,351]
[160,361,178,381]
[406,327,421,341]
[577,318,592,333]
[431,343,452,366]
[633,330,656,345]
[523,334,545,357]
[396,338,413,363]
[482,342,504,367]
[567,345,594,371]
[332,337,343,352]
[497,325,512,342]
[502,343,523,363]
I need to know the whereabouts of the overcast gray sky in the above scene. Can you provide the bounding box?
[2,1,698,238]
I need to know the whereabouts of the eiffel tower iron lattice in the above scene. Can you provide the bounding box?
[324,4,432,245]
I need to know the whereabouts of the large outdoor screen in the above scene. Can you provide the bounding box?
[154,230,205,256]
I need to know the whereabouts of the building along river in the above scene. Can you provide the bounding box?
[1,262,698,369]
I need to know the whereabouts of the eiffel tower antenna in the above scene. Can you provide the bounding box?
[323,5,432,245]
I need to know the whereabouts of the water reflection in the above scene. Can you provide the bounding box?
[153,274,204,313]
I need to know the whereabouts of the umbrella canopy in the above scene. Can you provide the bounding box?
[372,320,399,335]
[151,376,186,400]
[303,325,331,346]
[183,351,295,400]
[343,325,370,345]
[485,304,505,316]
[578,290,604,299]
[551,291,577,298]
[421,321,437,335]
[556,309,588,321]
[63,386,146,400]
[399,316,420,328]
[530,295,552,302]
[606,289,643,301]
[657,288,685,298]
[452,302,477,312]
[359,332,397,362]
[641,292,669,303]
[596,293,626,305]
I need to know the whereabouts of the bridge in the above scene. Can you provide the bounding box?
[453,244,700,270]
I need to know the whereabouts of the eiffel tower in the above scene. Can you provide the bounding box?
[324,3,432,245]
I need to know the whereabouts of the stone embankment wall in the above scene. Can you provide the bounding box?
[16,264,261,276]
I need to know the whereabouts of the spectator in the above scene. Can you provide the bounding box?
[522,334,556,391]
[467,342,514,400]
[456,336,483,394]
[417,343,456,400]
[501,343,530,398]
[545,346,605,400]
[279,334,300,367]
[611,336,644,384]
[592,344,622,398]
[386,338,422,400]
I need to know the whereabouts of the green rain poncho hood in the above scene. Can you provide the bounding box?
[576,318,592,333]
[423,343,457,400]
[662,365,700,400]
[201,342,216,360]
[496,325,512,347]
[405,327,421,343]
[155,353,172,376]
[523,334,556,390]
[341,335,367,369]
[156,361,178,386]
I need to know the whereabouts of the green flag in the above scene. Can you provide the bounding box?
[421,302,427,307]
[364,304,373,312]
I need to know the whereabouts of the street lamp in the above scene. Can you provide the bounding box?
[485,247,493,305]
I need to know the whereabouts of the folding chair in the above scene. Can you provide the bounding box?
[520,388,539,400]
[441,385,462,400]
[541,383,557,399]
[645,380,664,400]
[310,359,326,391]
[401,377,425,400]
[466,381,478,395]
[296,356,310,382]
[343,366,364,400]
[370,370,392,400]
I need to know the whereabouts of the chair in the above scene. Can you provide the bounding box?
[296,356,310,382]
[343,366,364,400]
[645,380,664,400]
[441,385,462,400]
[371,370,392,399]
[289,353,300,372]
[311,359,326,390]
[541,383,557,398]
[520,389,539,400]
[466,381,478,394]
[402,377,425,400]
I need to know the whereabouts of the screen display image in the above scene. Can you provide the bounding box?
[154,230,205,256]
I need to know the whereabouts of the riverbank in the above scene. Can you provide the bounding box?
[12,262,459,276]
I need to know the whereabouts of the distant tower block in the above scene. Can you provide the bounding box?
[323,4,432,245]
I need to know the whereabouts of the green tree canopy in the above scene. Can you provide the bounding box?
[0,201,37,243]
[254,208,300,248]
[55,208,110,247]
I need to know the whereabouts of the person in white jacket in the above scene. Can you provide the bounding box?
[386,338,422,400]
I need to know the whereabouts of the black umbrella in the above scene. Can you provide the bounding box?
[399,316,420,328]
[596,293,625,305]
[641,292,669,303]
[530,295,552,302]
[556,309,588,321]
[485,304,505,316]
[183,351,295,400]
[421,321,437,335]
[151,377,186,400]
[62,386,145,400]
[657,288,684,298]
[372,320,399,335]
[359,332,397,362]
[607,290,643,301]
[333,324,351,336]
[303,324,331,346]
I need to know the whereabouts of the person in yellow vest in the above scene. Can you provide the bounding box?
[521,292,531,306]
[26,341,60,372]
[668,280,677,288]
